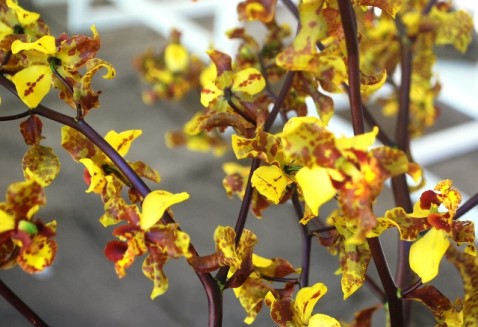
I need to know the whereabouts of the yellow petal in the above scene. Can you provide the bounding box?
[22,145,60,187]
[200,80,223,107]
[6,0,40,25]
[276,0,327,71]
[251,165,287,204]
[309,313,341,327]
[264,290,277,308]
[142,252,169,299]
[296,166,336,216]
[12,65,52,109]
[140,190,189,230]
[104,130,142,157]
[214,225,237,261]
[164,44,189,73]
[114,233,147,278]
[17,233,57,273]
[296,282,328,324]
[282,116,324,136]
[360,70,387,95]
[336,126,378,151]
[79,158,106,194]
[231,68,265,95]
[11,35,56,55]
[430,7,474,53]
[252,253,272,268]
[0,21,13,39]
[0,210,15,233]
[252,253,300,277]
[199,63,217,87]
[90,24,99,39]
[237,0,277,22]
[410,228,450,283]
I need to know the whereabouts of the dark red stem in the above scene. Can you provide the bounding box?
[368,238,404,326]
[0,110,31,121]
[216,71,296,285]
[0,279,47,326]
[392,19,416,323]
[0,74,223,327]
[281,0,299,19]
[455,192,478,220]
[338,0,364,135]
[292,190,310,287]
[338,0,403,325]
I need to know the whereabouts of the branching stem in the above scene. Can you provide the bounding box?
[401,280,423,298]
[216,71,296,286]
[338,0,403,324]
[0,73,223,327]
[0,110,31,121]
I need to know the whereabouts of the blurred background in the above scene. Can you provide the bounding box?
[1,0,477,326]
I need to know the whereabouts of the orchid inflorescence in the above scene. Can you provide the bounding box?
[0,0,477,326]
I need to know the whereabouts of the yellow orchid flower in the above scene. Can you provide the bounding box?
[140,190,189,230]
[164,43,189,73]
[0,0,45,43]
[409,180,476,283]
[10,25,114,110]
[104,194,190,299]
[0,180,57,273]
[200,50,266,110]
[11,35,56,108]
[265,282,340,326]
[61,126,160,200]
[372,180,476,283]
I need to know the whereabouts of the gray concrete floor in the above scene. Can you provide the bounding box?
[0,2,477,326]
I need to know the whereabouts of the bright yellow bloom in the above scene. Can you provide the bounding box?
[200,50,265,111]
[10,25,115,110]
[104,194,190,299]
[410,227,450,283]
[11,35,56,108]
[141,190,189,230]
[373,180,476,283]
[164,43,189,73]
[0,0,43,42]
[251,165,288,204]
[62,126,160,201]
[201,66,266,109]
[0,180,57,274]
[295,166,336,216]
[82,129,142,193]
[265,282,340,326]
[6,0,40,26]
[408,180,476,283]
